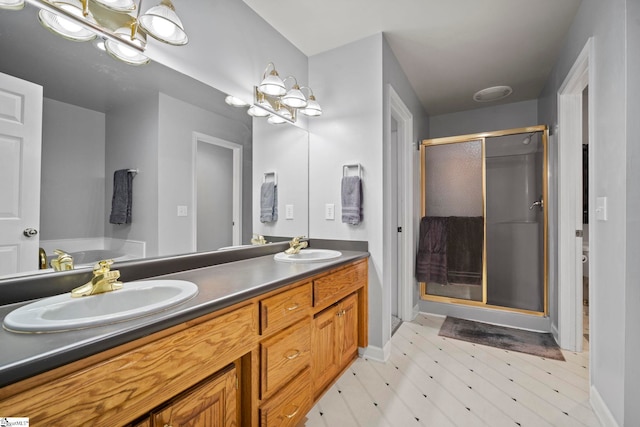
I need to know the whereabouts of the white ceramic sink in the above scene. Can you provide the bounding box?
[3,280,198,333]
[274,249,342,263]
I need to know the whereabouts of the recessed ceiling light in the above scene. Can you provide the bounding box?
[473,85,513,102]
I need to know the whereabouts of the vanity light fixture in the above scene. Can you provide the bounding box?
[10,0,188,66]
[232,62,322,125]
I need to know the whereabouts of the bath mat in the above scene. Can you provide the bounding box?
[438,316,565,361]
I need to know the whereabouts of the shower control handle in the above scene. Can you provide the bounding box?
[529,198,544,210]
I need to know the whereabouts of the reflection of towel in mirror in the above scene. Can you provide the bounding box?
[260,182,278,223]
[415,216,448,284]
[341,176,362,225]
[109,169,133,225]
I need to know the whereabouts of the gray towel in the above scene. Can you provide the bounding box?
[341,176,362,225]
[109,169,133,224]
[260,182,278,223]
[415,216,448,284]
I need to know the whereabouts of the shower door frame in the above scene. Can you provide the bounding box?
[419,125,549,316]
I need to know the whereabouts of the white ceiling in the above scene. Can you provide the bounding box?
[242,0,582,115]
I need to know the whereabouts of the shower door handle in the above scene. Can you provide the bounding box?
[529,198,544,210]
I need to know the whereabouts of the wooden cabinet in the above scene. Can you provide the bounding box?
[311,293,358,396]
[0,258,368,427]
[151,364,237,427]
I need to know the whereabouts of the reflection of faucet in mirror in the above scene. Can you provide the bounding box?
[284,236,308,255]
[71,259,123,298]
[51,249,74,271]
[251,234,268,245]
[39,248,47,270]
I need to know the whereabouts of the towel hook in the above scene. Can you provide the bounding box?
[127,169,139,176]
[342,163,362,179]
[263,171,277,186]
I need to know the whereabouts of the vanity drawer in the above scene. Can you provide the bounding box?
[260,282,312,335]
[313,260,367,307]
[261,319,311,399]
[260,367,312,427]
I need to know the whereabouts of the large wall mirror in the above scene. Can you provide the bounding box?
[0,5,309,279]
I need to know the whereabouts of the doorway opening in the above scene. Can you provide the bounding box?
[192,132,242,252]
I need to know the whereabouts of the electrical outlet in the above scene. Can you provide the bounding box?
[325,203,335,220]
[177,205,188,217]
[285,204,294,219]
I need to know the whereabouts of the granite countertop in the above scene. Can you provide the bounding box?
[0,250,368,389]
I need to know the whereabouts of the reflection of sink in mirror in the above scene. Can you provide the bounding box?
[274,249,342,263]
[2,280,198,333]
[48,250,129,267]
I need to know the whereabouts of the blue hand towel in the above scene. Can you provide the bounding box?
[109,169,133,224]
[341,176,362,225]
[260,182,278,223]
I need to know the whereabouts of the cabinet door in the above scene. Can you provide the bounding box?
[339,293,358,364]
[311,304,341,394]
[152,364,237,427]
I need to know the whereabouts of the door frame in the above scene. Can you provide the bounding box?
[191,132,243,250]
[557,38,593,353]
[386,85,416,324]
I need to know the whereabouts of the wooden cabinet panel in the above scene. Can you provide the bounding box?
[311,293,359,396]
[260,282,312,336]
[313,260,367,308]
[151,364,237,427]
[311,304,341,393]
[260,320,311,399]
[260,367,312,427]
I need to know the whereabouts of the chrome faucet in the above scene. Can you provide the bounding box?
[71,259,123,298]
[284,236,308,255]
[51,249,74,271]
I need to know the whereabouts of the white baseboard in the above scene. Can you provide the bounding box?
[551,323,559,343]
[359,341,391,362]
[412,304,419,320]
[591,385,620,427]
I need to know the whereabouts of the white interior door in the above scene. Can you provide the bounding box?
[0,72,43,276]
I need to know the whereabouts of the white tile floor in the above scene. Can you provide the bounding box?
[299,313,599,427]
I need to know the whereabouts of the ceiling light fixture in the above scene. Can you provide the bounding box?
[8,0,188,66]
[473,85,513,103]
[228,62,322,125]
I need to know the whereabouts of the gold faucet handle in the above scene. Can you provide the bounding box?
[93,259,115,273]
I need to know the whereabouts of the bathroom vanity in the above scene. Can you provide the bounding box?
[0,250,368,426]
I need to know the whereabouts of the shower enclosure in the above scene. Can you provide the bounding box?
[418,126,548,314]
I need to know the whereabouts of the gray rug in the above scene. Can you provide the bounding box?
[439,316,565,361]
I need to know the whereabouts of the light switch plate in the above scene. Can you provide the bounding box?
[325,203,335,220]
[285,204,294,220]
[595,196,607,221]
[177,205,188,217]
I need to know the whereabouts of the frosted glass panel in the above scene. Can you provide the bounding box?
[421,140,483,302]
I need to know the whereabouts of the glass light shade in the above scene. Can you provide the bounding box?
[225,95,249,107]
[138,0,188,46]
[93,37,106,51]
[267,115,287,125]
[282,85,307,108]
[92,0,136,12]
[247,105,270,117]
[258,72,286,96]
[105,26,150,66]
[299,96,322,116]
[0,0,24,11]
[38,0,97,42]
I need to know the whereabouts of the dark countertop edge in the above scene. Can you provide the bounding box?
[0,251,369,389]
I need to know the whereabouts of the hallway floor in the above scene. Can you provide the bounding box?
[299,313,599,426]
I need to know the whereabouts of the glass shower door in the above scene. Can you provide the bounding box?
[485,132,545,312]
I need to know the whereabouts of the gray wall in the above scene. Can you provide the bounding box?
[40,98,105,240]
[157,93,252,256]
[538,0,637,424]
[105,95,160,255]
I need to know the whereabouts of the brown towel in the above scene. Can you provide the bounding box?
[416,216,448,284]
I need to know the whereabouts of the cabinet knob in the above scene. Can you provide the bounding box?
[285,350,300,360]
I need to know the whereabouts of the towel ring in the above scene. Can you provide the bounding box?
[342,163,362,179]
[263,171,277,186]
